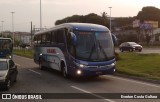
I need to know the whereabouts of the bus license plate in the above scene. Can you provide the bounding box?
[96,72,102,74]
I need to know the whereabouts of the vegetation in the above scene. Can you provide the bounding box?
[14,49,33,58]
[116,34,139,45]
[55,13,109,27]
[116,53,160,80]
[137,6,160,26]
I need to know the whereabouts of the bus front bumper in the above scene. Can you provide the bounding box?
[74,66,116,77]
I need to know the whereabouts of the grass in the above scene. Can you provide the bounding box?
[14,49,33,58]
[116,52,160,80]
[13,49,160,80]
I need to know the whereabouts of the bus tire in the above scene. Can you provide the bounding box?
[61,62,68,78]
[39,59,44,70]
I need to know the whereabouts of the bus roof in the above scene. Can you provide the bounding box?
[35,23,110,35]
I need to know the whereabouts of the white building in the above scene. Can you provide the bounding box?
[21,36,31,44]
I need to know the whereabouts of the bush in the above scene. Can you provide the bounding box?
[115,52,121,61]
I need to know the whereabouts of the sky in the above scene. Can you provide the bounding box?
[0,0,160,32]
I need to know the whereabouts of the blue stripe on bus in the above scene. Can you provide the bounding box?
[75,58,115,66]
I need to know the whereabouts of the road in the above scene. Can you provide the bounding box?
[0,55,160,102]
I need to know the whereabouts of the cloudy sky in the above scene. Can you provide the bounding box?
[0,0,159,32]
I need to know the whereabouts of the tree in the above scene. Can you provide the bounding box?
[55,13,109,28]
[101,12,108,19]
[137,6,160,27]
[101,12,109,27]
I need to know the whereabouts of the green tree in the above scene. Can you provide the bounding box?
[101,12,109,27]
[137,6,160,27]
[55,13,109,28]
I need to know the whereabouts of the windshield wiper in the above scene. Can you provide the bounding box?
[88,43,96,61]
[97,40,108,60]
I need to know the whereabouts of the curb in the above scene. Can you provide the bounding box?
[114,73,160,85]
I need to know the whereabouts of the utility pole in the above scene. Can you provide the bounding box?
[108,7,112,33]
[11,12,15,44]
[31,21,33,46]
[40,0,42,30]
[1,21,4,37]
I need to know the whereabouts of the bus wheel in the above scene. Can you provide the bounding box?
[62,66,68,78]
[39,62,44,70]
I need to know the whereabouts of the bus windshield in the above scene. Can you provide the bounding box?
[0,39,12,58]
[73,31,114,62]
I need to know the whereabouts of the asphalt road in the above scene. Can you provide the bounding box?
[0,55,160,102]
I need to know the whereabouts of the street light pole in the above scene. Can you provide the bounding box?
[1,21,4,37]
[108,7,112,33]
[40,0,42,30]
[11,12,15,44]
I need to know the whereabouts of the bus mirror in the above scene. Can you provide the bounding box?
[112,34,118,46]
[70,32,77,46]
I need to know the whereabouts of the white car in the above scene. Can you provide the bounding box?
[0,59,18,90]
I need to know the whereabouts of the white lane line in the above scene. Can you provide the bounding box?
[28,69,41,76]
[106,75,160,88]
[71,86,115,102]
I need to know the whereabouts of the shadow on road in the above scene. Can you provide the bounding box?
[33,67,112,83]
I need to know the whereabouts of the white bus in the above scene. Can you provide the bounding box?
[0,38,13,59]
[33,23,116,77]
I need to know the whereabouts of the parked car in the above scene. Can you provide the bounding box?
[0,59,18,90]
[119,42,142,52]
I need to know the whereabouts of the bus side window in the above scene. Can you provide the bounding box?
[46,33,51,45]
[57,29,65,44]
[33,36,37,45]
[37,35,41,45]
[41,34,46,45]
[66,30,76,56]
[51,31,56,44]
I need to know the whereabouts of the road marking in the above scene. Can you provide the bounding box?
[28,69,41,76]
[106,75,160,88]
[71,86,115,102]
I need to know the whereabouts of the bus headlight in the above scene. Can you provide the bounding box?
[76,70,82,75]
[106,62,115,68]
[110,62,115,66]
[74,62,87,68]
[79,64,84,68]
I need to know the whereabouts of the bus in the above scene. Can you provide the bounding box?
[0,38,13,59]
[33,23,116,77]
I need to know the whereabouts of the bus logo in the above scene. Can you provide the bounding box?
[47,49,56,54]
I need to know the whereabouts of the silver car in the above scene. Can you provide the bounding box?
[0,59,18,90]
